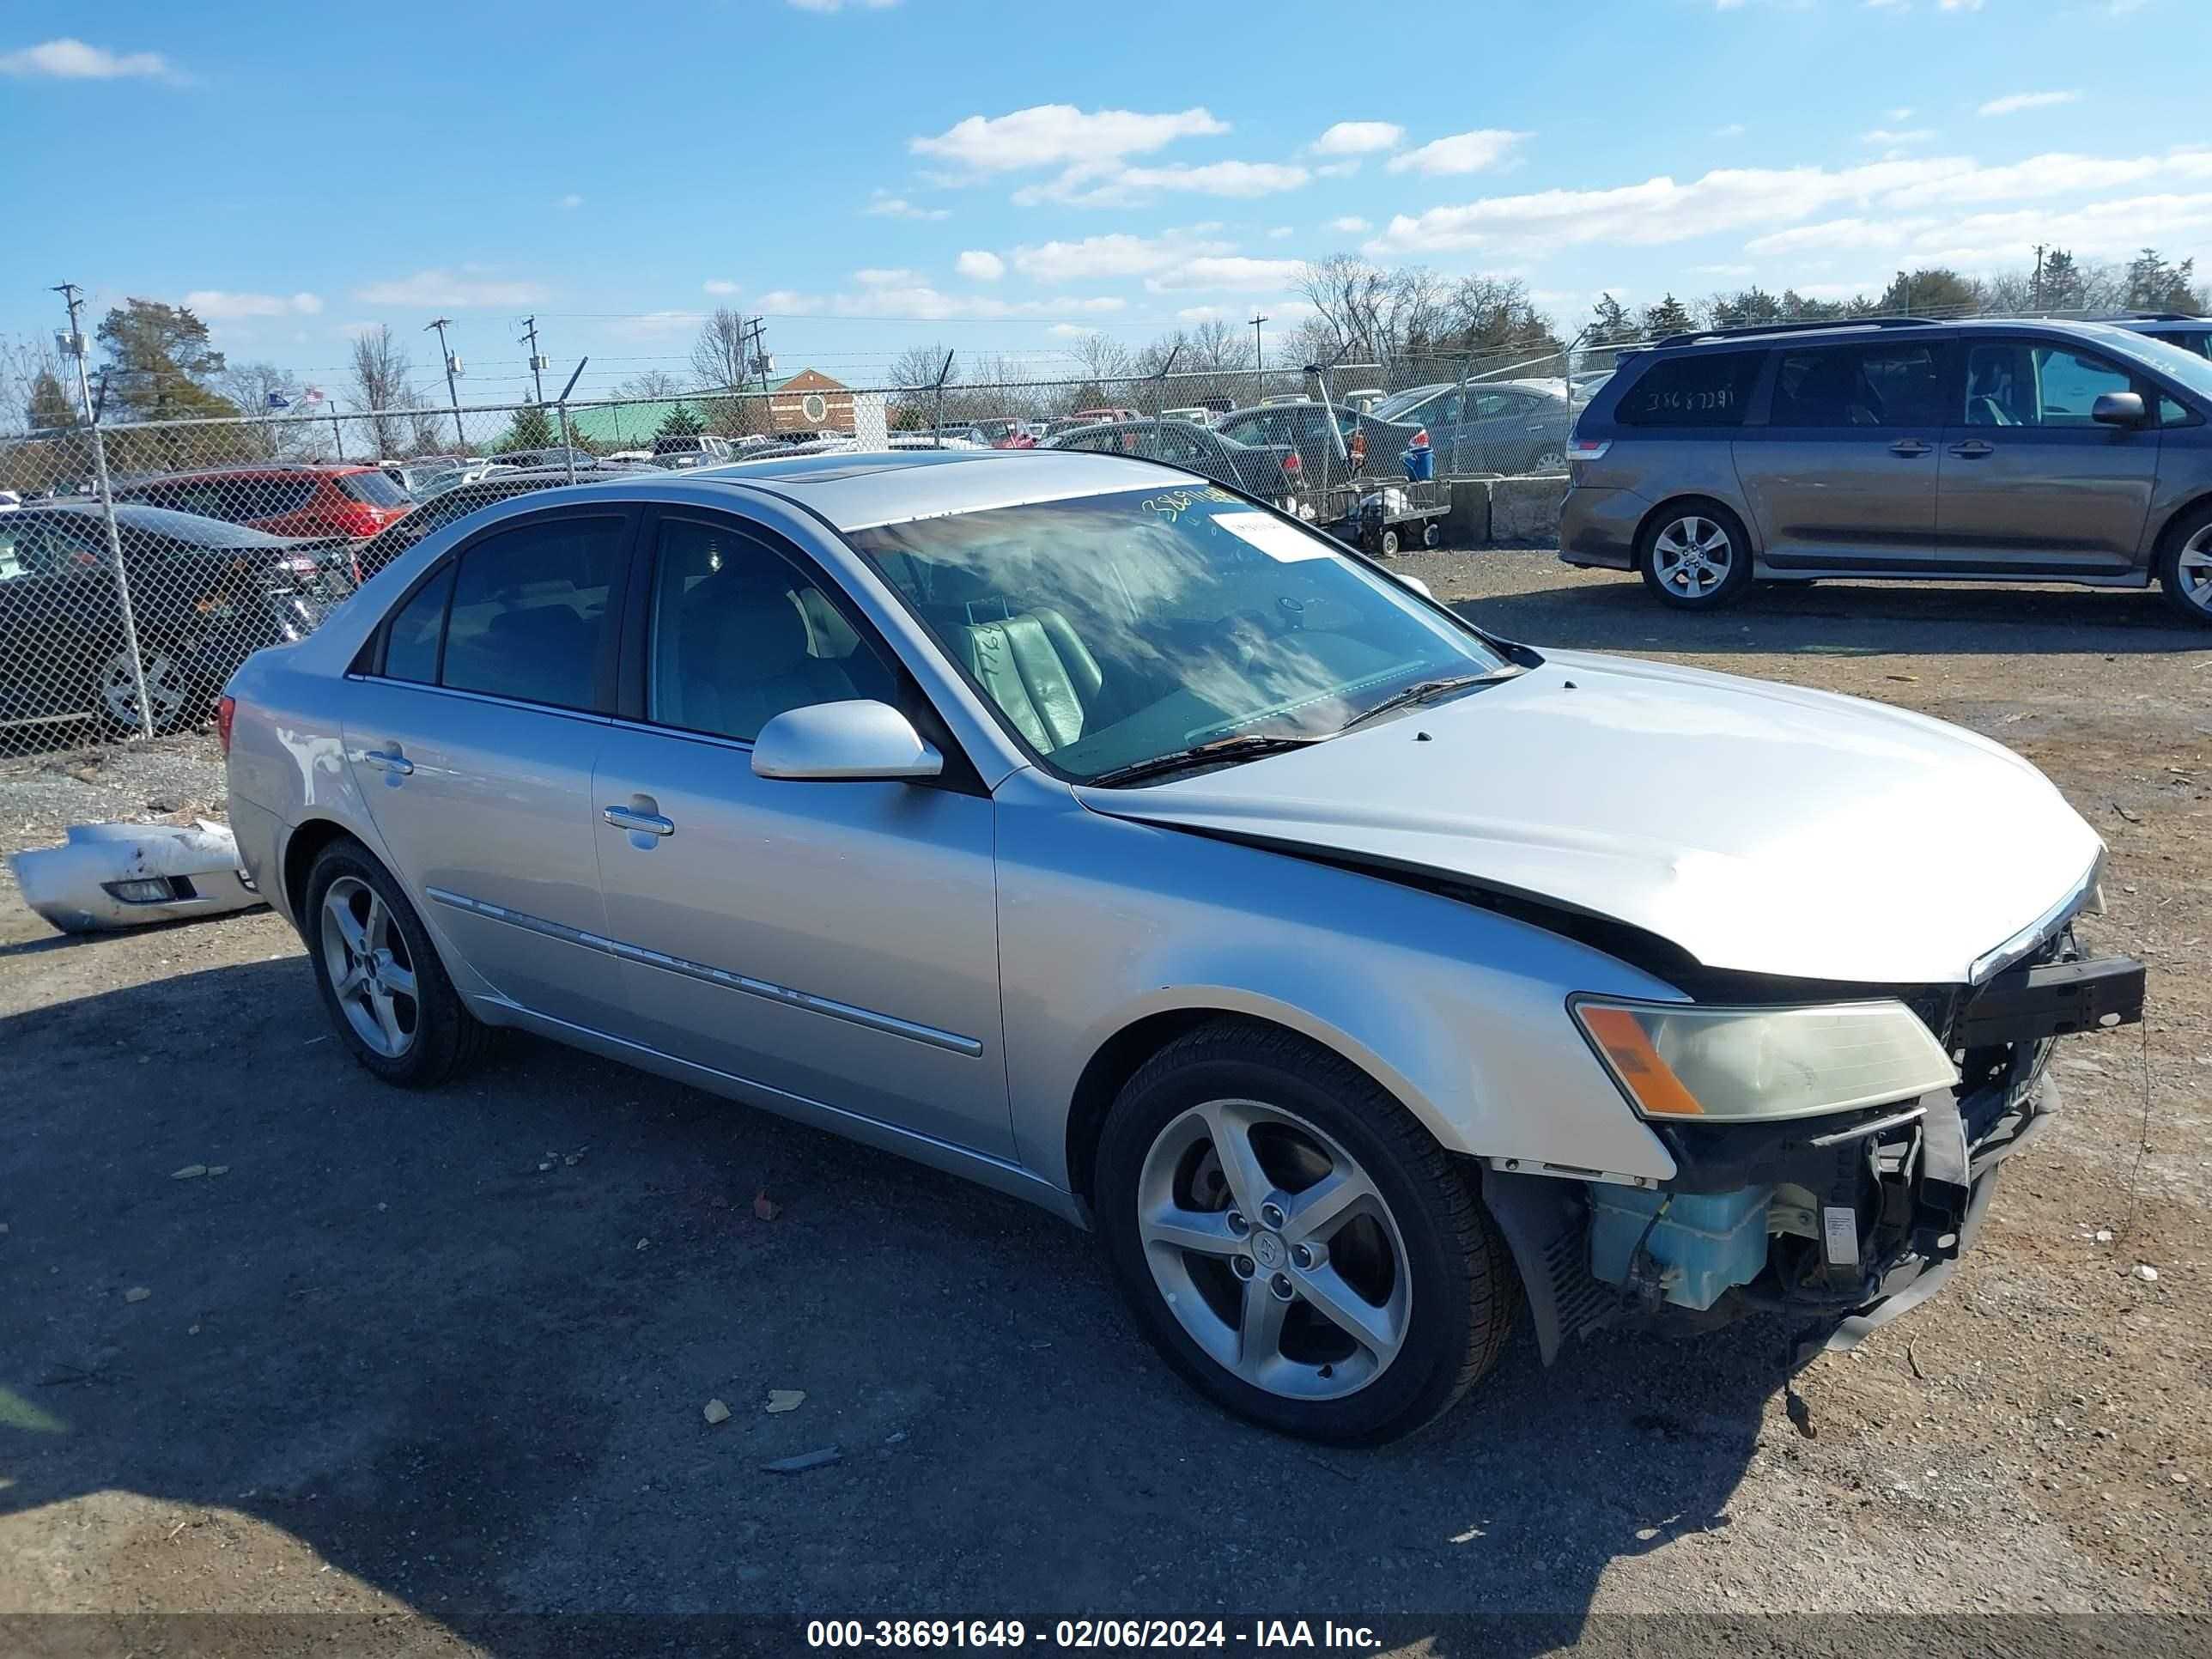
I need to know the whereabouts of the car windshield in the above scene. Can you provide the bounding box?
[2105,328,2212,404]
[107,505,295,548]
[1368,386,1446,422]
[849,484,1511,782]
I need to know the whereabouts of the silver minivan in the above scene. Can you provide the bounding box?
[1560,317,2212,624]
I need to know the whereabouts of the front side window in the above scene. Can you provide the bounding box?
[384,565,453,683]
[646,518,896,743]
[1613,351,1762,428]
[438,514,623,708]
[850,486,1511,781]
[1771,343,1947,428]
[1965,342,2136,427]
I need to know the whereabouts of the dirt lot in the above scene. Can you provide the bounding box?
[1,553,2206,1650]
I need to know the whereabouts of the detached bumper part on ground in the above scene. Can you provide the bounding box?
[9,819,261,934]
[1489,948,2147,1366]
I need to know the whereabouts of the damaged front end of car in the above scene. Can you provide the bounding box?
[1482,894,2146,1377]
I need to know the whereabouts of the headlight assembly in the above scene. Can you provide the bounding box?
[1571,996,1957,1123]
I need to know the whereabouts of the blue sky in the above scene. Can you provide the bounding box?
[3,0,2205,404]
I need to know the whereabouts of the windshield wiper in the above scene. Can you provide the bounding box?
[1085,732,1330,789]
[1336,669,1520,734]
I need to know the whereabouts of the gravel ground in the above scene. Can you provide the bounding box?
[0,554,2205,1650]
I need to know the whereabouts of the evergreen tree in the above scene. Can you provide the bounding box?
[94,300,240,423]
[657,403,706,438]
[1639,294,1697,338]
[503,404,556,452]
[27,368,77,431]
[2125,248,2204,312]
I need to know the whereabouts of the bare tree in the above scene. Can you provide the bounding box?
[690,307,751,392]
[1188,317,1254,371]
[617,369,683,399]
[0,332,72,437]
[348,325,414,457]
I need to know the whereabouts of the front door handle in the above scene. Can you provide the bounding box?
[603,805,674,837]
[361,747,413,776]
[1948,440,1996,459]
[1888,439,1932,458]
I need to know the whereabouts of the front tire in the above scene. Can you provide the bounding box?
[1638,499,1754,610]
[1095,1019,1513,1444]
[304,839,489,1086]
[2156,503,2212,627]
[94,647,191,735]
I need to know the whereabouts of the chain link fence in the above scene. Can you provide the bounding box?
[0,346,1614,758]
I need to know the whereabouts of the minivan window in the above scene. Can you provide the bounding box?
[438,514,624,708]
[1964,343,2133,427]
[1771,343,1946,428]
[1613,351,1763,428]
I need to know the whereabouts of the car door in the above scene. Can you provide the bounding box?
[1732,337,1953,568]
[0,515,118,729]
[589,509,1012,1158]
[338,506,636,1032]
[1936,337,2160,574]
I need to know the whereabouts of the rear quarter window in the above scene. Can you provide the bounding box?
[1613,351,1764,428]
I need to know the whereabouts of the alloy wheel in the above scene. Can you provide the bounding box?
[319,875,420,1059]
[1651,514,1735,600]
[1134,1098,1411,1401]
[2179,525,2212,617]
[99,650,187,731]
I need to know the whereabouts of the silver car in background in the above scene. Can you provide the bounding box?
[221,450,2142,1443]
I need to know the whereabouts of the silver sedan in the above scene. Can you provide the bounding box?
[221,449,2139,1443]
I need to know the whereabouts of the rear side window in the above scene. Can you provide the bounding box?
[1771,343,1947,428]
[439,514,625,709]
[337,471,408,507]
[384,566,453,684]
[1613,351,1763,428]
[246,478,315,518]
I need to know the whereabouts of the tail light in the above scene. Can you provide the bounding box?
[216,695,236,757]
[1280,450,1302,476]
[1567,438,1612,461]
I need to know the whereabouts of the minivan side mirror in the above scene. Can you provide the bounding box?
[751,700,944,782]
[2092,391,2148,427]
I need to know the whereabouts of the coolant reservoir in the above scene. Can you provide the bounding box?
[1588,1185,1773,1311]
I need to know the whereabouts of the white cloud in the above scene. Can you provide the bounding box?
[1010,231,1233,283]
[1887,107,1915,121]
[1384,129,1528,177]
[1310,121,1403,156]
[1978,89,2081,116]
[1012,159,1310,208]
[1145,256,1305,294]
[1364,149,2212,258]
[865,191,949,221]
[1176,306,1231,323]
[1691,263,1758,277]
[0,38,177,80]
[556,192,584,210]
[956,249,1006,281]
[1762,191,2212,271]
[1865,0,1908,9]
[1266,225,1294,239]
[855,267,923,287]
[1046,323,1092,338]
[1714,123,1747,138]
[1939,0,1984,9]
[184,290,324,320]
[702,279,740,295]
[1326,216,1371,234]
[755,283,1127,321]
[912,104,1227,174]
[609,310,707,339]
[1862,127,1935,146]
[354,269,549,307]
[1314,161,1362,179]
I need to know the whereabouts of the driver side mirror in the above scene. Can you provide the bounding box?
[751,700,943,782]
[2092,391,2147,428]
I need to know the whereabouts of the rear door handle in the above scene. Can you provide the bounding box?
[1948,440,1996,459]
[1888,439,1932,458]
[603,805,674,837]
[361,747,413,776]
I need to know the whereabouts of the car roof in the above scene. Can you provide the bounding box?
[672,447,1187,532]
[1644,315,2160,353]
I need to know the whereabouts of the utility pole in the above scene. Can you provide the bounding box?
[742,315,772,432]
[520,314,549,404]
[424,317,464,446]
[52,282,154,738]
[2032,245,2046,313]
[1249,311,1267,405]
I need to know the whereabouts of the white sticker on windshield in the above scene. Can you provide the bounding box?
[1213,510,1335,563]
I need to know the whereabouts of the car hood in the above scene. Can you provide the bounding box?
[1073,649,2102,986]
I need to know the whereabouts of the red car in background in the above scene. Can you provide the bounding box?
[113,464,413,541]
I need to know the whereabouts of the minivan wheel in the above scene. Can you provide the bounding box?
[2156,506,2212,626]
[1638,501,1753,609]
[304,839,489,1086]
[1095,1019,1513,1444]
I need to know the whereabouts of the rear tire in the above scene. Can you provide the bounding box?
[1421,520,1442,550]
[1638,499,1754,610]
[1377,526,1401,557]
[303,838,489,1087]
[1095,1019,1514,1444]
[2155,502,2212,626]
